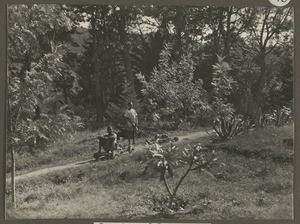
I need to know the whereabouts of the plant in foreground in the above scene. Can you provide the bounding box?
[143,142,217,210]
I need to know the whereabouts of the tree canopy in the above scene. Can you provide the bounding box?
[7,4,294,152]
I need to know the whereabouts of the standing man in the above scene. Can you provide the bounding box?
[124,102,138,145]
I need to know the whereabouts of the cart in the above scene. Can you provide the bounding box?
[93,135,116,161]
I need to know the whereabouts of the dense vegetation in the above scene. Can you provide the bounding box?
[6,4,294,218]
[8,5,293,154]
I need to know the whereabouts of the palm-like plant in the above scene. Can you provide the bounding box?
[143,142,217,208]
[212,113,250,141]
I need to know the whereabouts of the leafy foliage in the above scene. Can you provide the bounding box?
[137,43,208,124]
[143,142,217,208]
[212,114,250,141]
[262,106,292,127]
[211,55,235,115]
[7,4,294,148]
[143,143,177,180]
[210,55,250,140]
[8,4,81,153]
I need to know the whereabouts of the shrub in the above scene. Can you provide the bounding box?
[143,142,217,209]
[212,114,250,141]
[137,43,208,125]
[209,56,251,141]
[262,106,292,127]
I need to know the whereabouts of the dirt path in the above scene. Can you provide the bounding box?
[7,130,210,183]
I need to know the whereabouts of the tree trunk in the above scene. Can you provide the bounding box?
[91,8,103,128]
[119,6,134,84]
[169,160,193,206]
[223,7,233,62]
[117,6,139,107]
[10,144,16,208]
[252,49,267,127]
[217,7,232,62]
[174,7,185,61]
[7,54,31,209]
[8,105,16,208]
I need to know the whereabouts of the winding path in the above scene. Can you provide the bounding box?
[7,130,210,182]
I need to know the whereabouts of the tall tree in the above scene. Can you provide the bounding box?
[244,7,293,126]
[115,6,134,83]
[216,7,255,61]
[72,5,123,127]
[90,6,103,126]
[8,4,76,207]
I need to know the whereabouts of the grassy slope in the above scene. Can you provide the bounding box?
[6,124,293,220]
[6,127,204,176]
[6,129,108,176]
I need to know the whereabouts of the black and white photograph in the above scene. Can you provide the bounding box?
[5,2,294,220]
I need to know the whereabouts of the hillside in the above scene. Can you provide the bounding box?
[6,125,293,219]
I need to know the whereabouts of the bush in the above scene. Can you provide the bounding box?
[143,142,217,209]
[137,43,208,126]
[212,114,250,141]
[262,106,292,127]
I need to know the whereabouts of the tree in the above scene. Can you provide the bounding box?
[72,5,144,127]
[131,6,169,80]
[137,43,208,124]
[238,7,293,126]
[143,142,216,209]
[8,4,78,207]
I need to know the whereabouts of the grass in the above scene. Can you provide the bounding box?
[210,124,294,164]
[5,124,294,220]
[6,129,105,176]
[6,126,204,177]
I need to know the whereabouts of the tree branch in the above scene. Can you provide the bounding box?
[163,174,173,197]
